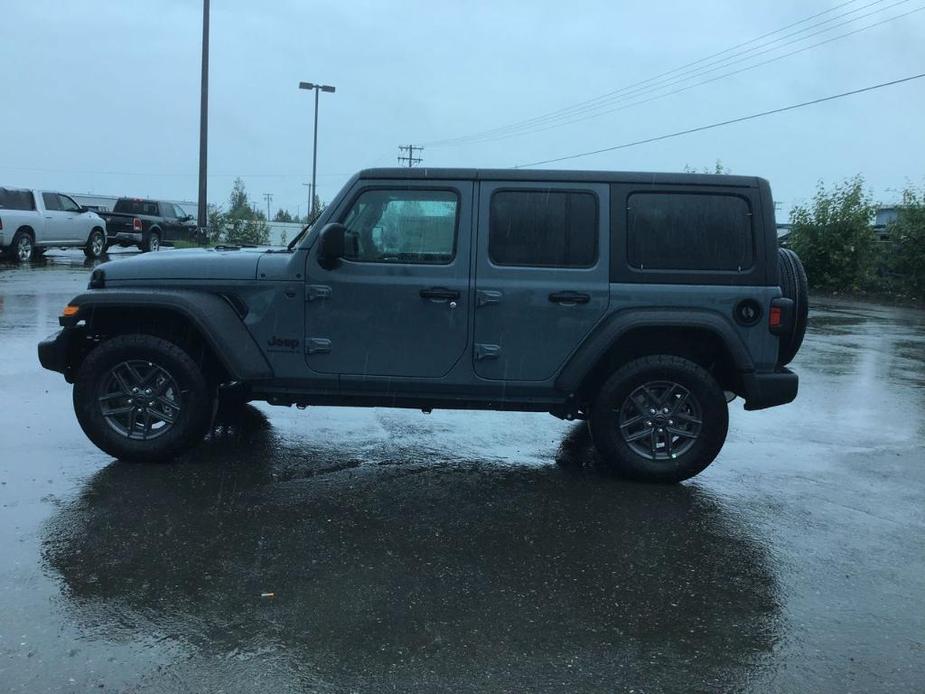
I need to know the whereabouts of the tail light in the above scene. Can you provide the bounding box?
[132,217,142,232]
[0,216,3,230]
[769,297,793,335]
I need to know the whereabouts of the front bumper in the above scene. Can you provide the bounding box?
[741,367,798,411]
[38,329,73,379]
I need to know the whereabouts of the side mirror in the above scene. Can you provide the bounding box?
[317,222,346,269]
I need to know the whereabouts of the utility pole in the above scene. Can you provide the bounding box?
[302,183,311,222]
[298,82,336,219]
[263,192,273,221]
[398,145,423,167]
[197,0,210,229]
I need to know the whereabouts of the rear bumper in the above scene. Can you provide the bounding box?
[38,329,71,378]
[108,232,142,244]
[741,367,798,411]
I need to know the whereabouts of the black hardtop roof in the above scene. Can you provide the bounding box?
[356,167,762,188]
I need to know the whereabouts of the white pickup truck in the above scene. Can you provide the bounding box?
[0,187,107,262]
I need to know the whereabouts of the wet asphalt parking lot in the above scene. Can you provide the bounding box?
[0,250,923,693]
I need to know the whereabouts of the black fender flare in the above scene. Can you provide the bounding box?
[66,289,273,381]
[555,308,754,393]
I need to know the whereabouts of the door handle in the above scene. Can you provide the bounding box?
[420,287,460,301]
[549,291,591,305]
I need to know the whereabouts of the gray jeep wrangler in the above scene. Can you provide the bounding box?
[38,168,806,482]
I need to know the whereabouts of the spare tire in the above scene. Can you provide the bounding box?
[777,248,808,365]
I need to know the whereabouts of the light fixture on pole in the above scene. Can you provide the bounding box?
[298,81,336,219]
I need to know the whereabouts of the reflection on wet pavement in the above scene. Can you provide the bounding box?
[0,252,923,692]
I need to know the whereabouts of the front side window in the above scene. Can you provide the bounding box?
[489,190,598,267]
[341,189,458,264]
[58,195,81,212]
[627,193,753,271]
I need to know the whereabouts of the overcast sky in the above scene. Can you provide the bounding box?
[2,0,923,218]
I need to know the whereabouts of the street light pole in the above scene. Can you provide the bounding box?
[298,81,335,220]
[197,0,210,230]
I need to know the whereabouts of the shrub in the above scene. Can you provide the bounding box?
[887,186,925,299]
[788,176,877,292]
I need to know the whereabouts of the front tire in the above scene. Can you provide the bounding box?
[589,355,728,483]
[73,334,214,462]
[84,228,106,259]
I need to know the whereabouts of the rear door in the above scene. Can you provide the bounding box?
[473,181,610,381]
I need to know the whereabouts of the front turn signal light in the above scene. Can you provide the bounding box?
[61,305,80,318]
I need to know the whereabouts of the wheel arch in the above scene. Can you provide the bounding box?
[557,310,754,402]
[64,290,272,384]
[15,224,35,238]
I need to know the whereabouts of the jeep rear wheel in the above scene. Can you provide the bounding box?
[74,334,214,462]
[589,355,728,483]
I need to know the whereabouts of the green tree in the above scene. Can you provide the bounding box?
[683,160,731,174]
[887,185,925,299]
[788,176,876,292]
[221,177,270,245]
[306,194,326,225]
[273,208,295,223]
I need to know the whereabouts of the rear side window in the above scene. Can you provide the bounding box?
[627,193,753,271]
[114,199,160,216]
[42,192,62,211]
[0,188,35,210]
[489,190,597,267]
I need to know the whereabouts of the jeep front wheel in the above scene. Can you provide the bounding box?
[73,334,214,462]
[589,355,728,483]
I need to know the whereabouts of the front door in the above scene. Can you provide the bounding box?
[473,181,610,382]
[304,181,472,378]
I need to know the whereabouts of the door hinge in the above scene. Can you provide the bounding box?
[306,284,332,301]
[306,338,332,354]
[476,290,503,307]
[474,343,501,361]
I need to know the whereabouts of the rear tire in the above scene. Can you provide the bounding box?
[589,355,728,483]
[73,334,214,462]
[9,230,34,262]
[777,248,808,365]
[141,231,161,253]
[84,228,106,259]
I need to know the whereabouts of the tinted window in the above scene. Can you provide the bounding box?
[489,190,597,267]
[341,189,458,264]
[42,192,62,211]
[173,204,188,219]
[114,199,160,216]
[58,194,81,212]
[0,188,35,210]
[627,193,753,271]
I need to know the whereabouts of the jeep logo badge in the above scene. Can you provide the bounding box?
[267,336,299,350]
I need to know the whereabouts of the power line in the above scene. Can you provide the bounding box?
[425,0,880,146]
[514,71,925,168]
[397,145,424,167]
[424,0,914,147]
[475,4,925,147]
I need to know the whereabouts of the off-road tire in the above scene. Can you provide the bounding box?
[589,355,728,483]
[777,248,808,365]
[83,228,106,259]
[74,334,214,462]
